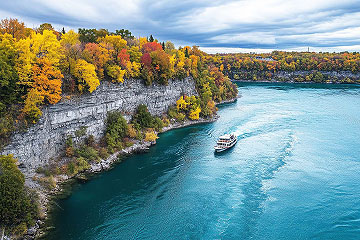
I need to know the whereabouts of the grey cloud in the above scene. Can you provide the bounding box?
[0,0,359,52]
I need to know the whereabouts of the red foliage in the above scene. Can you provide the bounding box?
[142,42,163,53]
[210,66,225,87]
[117,48,130,68]
[141,53,152,68]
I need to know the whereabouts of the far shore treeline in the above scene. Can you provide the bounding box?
[217,52,360,83]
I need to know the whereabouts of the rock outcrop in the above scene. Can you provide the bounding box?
[232,70,360,83]
[1,77,197,174]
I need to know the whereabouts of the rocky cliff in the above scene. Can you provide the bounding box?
[272,70,360,81]
[1,78,197,174]
[232,70,360,83]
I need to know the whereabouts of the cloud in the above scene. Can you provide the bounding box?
[0,0,359,52]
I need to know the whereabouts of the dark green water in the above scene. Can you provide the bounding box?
[48,83,360,240]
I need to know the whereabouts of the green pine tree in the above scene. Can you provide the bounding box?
[185,48,189,58]
[149,35,154,42]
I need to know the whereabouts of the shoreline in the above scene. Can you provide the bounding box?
[30,97,238,239]
[232,79,360,85]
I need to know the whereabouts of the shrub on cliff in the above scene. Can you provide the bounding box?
[0,154,39,236]
[132,104,153,129]
[105,111,129,151]
[144,130,158,142]
[66,157,91,176]
[131,105,165,132]
[75,145,100,162]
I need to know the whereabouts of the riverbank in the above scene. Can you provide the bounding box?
[44,83,360,240]
[232,79,360,85]
[28,97,238,239]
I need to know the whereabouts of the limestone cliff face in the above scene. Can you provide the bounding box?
[232,70,360,82]
[1,78,197,174]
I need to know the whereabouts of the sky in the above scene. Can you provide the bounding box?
[1,0,360,53]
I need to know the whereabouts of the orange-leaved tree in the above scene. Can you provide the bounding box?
[82,43,110,79]
[31,57,63,104]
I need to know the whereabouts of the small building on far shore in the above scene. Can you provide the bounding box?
[255,56,274,61]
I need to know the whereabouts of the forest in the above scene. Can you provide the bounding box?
[216,51,360,83]
[0,18,238,148]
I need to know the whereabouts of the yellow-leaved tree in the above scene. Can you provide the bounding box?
[15,37,34,84]
[31,30,63,66]
[176,96,188,111]
[22,89,44,123]
[189,106,201,120]
[131,61,141,78]
[145,131,158,142]
[99,35,127,58]
[139,37,148,49]
[16,29,63,85]
[106,65,126,83]
[73,59,100,93]
[60,30,81,73]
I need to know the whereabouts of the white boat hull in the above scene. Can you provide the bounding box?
[214,138,237,152]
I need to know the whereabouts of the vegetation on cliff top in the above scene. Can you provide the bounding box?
[0,18,237,149]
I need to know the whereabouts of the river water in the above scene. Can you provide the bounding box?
[47,82,360,240]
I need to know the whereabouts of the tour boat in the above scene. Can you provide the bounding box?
[214,133,237,152]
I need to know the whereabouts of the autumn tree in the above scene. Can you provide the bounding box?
[145,131,158,142]
[73,59,100,93]
[128,46,142,63]
[139,37,147,49]
[15,29,63,88]
[22,89,43,123]
[98,35,127,58]
[31,30,63,66]
[37,23,54,34]
[117,48,130,68]
[82,42,110,79]
[106,64,125,83]
[142,41,162,53]
[31,57,63,104]
[141,53,152,68]
[150,50,171,84]
[165,41,175,52]
[0,18,26,39]
[60,30,81,73]
[189,107,201,120]
[176,96,189,111]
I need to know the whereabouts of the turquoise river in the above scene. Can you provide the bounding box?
[47,82,360,240]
